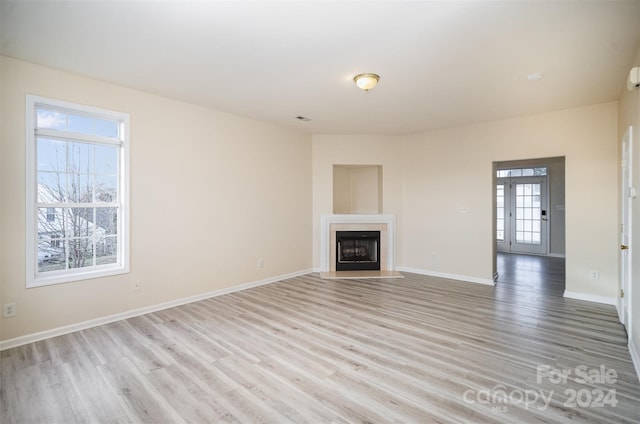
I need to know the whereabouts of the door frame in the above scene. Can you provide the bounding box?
[620,126,633,331]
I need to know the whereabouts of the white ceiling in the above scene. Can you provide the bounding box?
[2,1,640,135]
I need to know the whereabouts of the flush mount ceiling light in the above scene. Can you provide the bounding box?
[354,73,380,91]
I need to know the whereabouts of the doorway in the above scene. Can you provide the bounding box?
[493,157,566,293]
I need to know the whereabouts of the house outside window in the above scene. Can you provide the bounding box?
[26,95,130,287]
[46,207,56,222]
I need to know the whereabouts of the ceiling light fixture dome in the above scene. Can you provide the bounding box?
[354,73,380,91]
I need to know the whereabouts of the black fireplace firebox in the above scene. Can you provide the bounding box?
[336,231,381,271]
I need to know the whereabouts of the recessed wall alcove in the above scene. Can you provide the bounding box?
[333,165,382,214]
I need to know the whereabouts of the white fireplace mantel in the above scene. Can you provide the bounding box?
[320,214,396,272]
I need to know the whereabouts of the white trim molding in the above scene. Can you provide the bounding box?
[563,290,617,306]
[0,269,312,351]
[320,214,396,272]
[398,266,495,286]
[630,336,640,382]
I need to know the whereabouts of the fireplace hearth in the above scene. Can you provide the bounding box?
[336,231,381,271]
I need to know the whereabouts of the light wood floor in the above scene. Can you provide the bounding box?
[2,257,639,423]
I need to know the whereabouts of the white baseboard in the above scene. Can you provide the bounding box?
[397,266,495,286]
[0,268,313,352]
[563,290,617,306]
[616,299,623,324]
[630,336,640,382]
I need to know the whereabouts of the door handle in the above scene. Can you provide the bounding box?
[621,244,629,250]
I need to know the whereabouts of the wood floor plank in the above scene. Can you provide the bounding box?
[1,253,639,423]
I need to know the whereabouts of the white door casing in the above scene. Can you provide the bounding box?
[620,126,633,330]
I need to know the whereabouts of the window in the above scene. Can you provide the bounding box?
[496,167,547,178]
[496,184,505,242]
[26,95,130,287]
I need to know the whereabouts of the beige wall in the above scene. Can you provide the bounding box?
[618,45,640,366]
[333,165,382,214]
[0,57,312,341]
[313,103,619,298]
[403,103,618,292]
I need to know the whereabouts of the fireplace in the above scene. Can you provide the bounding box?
[320,214,395,273]
[336,231,381,271]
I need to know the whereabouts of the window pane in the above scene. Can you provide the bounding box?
[94,119,119,138]
[534,167,547,176]
[96,175,117,203]
[38,241,66,272]
[96,236,118,265]
[67,142,94,173]
[511,169,522,177]
[37,107,120,140]
[69,207,95,238]
[95,144,118,175]
[68,238,94,269]
[97,207,118,235]
[37,109,67,130]
[522,168,534,176]
[533,195,540,207]
[37,138,66,172]
[38,207,64,237]
[38,172,66,202]
[67,114,92,134]
[67,174,93,203]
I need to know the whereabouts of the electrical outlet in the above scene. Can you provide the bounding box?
[3,303,16,318]
[590,271,600,281]
[132,281,141,291]
[258,259,265,269]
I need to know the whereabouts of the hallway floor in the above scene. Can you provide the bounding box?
[496,252,566,297]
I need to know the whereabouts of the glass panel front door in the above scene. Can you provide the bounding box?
[496,175,548,255]
[510,177,547,255]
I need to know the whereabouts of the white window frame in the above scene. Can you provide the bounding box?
[26,95,130,288]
